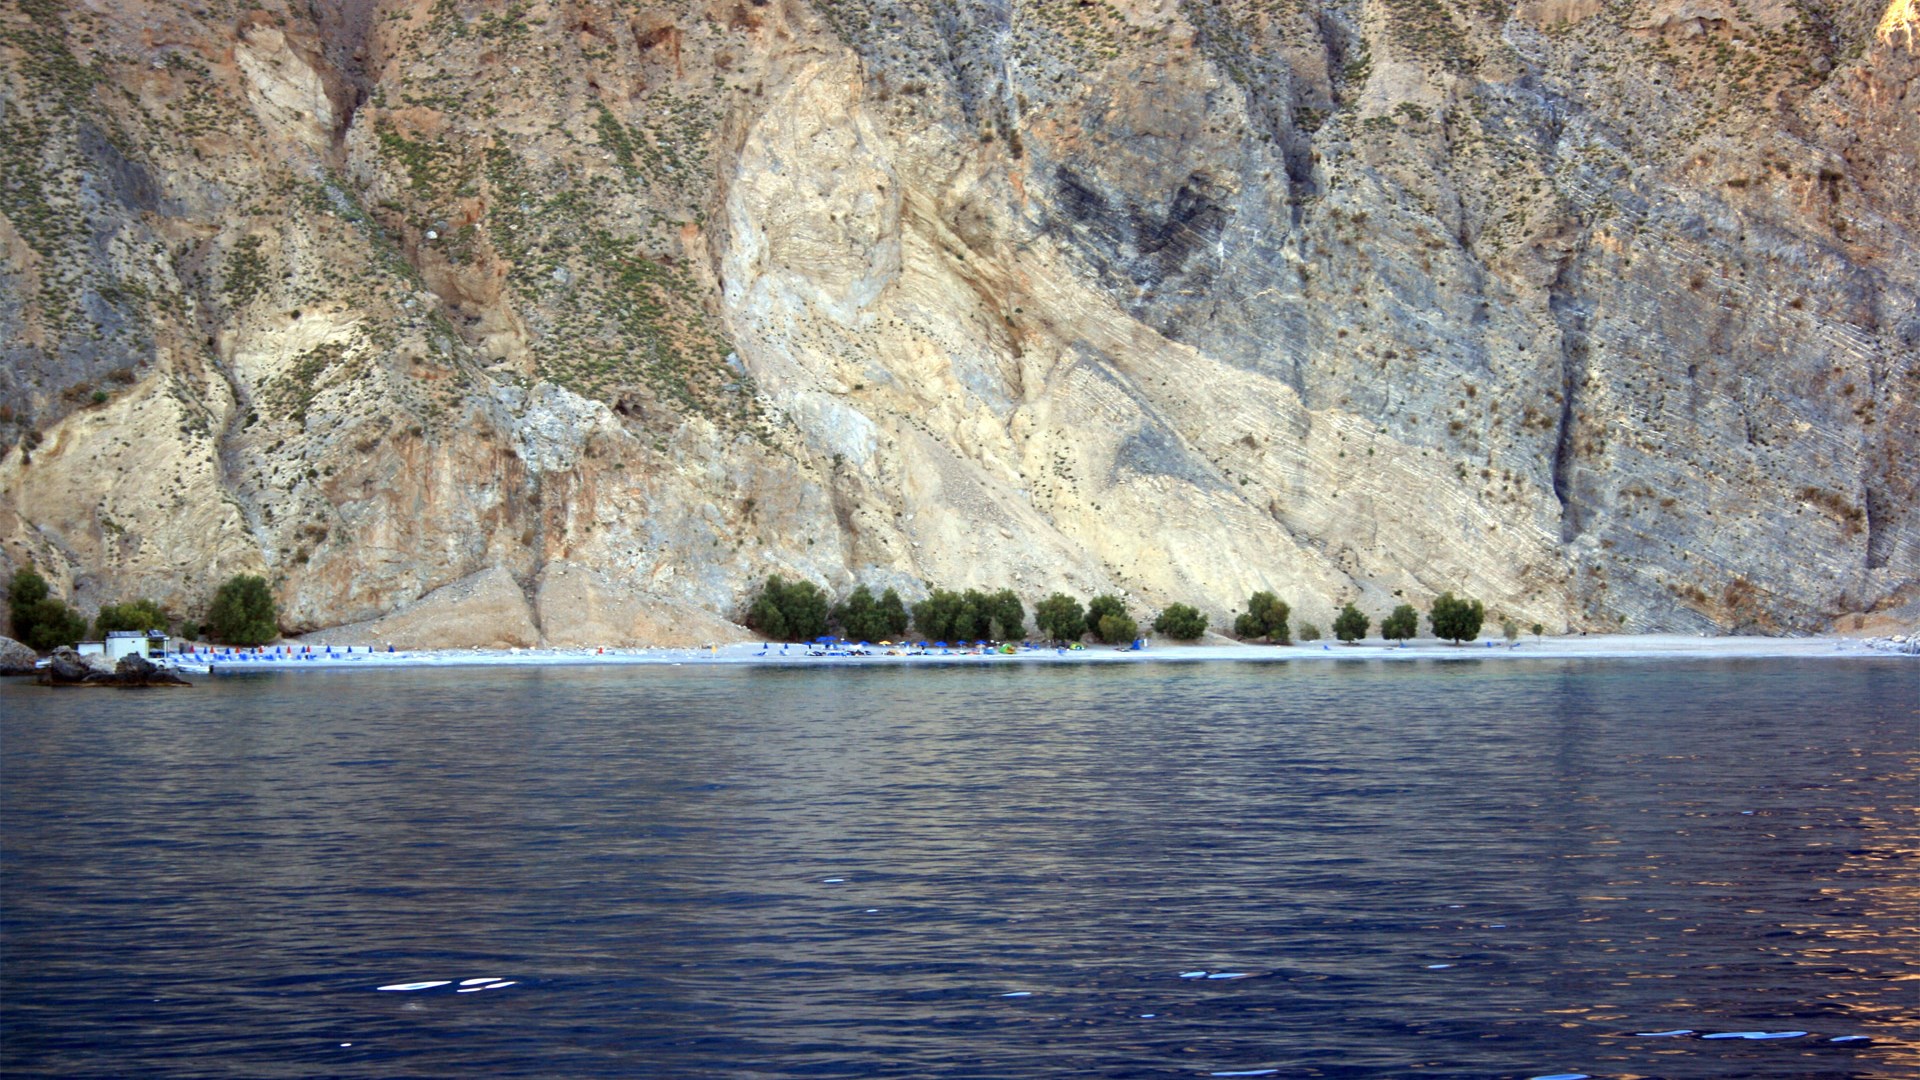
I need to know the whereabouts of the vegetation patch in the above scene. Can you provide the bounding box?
[266,341,357,426]
[222,235,271,308]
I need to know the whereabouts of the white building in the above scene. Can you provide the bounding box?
[104,630,168,662]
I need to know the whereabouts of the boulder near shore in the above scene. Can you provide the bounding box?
[0,635,38,676]
[36,648,190,688]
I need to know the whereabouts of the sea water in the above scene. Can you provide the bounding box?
[2,658,1915,1078]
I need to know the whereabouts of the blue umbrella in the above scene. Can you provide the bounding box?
[935,641,948,649]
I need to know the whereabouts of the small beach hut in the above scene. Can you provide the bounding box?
[105,630,167,662]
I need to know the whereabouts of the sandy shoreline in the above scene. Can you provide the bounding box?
[171,633,1913,672]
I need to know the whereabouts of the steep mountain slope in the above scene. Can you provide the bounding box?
[2,0,1914,642]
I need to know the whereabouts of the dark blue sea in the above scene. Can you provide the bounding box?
[3,658,1916,1078]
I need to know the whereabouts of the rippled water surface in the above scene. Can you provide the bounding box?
[4,658,1917,1078]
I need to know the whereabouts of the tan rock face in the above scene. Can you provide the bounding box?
[308,566,540,650]
[535,561,754,647]
[1,0,1913,644]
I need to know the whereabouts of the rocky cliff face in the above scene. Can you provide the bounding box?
[1,0,1914,643]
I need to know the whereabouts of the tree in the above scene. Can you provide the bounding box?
[983,588,1025,640]
[1333,602,1369,643]
[829,584,911,642]
[786,579,830,640]
[1530,622,1544,641]
[831,585,883,641]
[94,598,169,638]
[7,566,88,652]
[1097,612,1139,645]
[952,590,987,641]
[1381,603,1419,642]
[876,588,910,639]
[1428,592,1485,644]
[8,565,50,644]
[1234,590,1290,644]
[1086,595,1133,643]
[1153,602,1208,641]
[747,578,792,640]
[8,565,49,616]
[1298,621,1322,642]
[207,573,280,646]
[912,588,966,641]
[1501,617,1520,644]
[1034,592,1086,642]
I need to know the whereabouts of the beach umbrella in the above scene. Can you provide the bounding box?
[935,641,948,649]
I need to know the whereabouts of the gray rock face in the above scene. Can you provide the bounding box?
[0,0,1912,640]
[40,647,96,685]
[0,635,37,673]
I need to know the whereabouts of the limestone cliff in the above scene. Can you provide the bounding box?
[1,0,1914,643]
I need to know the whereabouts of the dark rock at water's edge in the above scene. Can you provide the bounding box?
[36,648,191,687]
[41,647,95,684]
[0,634,38,676]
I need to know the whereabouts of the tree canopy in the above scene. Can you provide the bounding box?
[7,566,88,652]
[1033,592,1086,642]
[981,588,1025,640]
[911,588,966,641]
[94,598,169,638]
[1381,603,1419,642]
[1096,611,1138,645]
[1086,595,1136,644]
[1233,590,1290,644]
[208,573,279,646]
[1332,602,1369,643]
[1428,592,1485,643]
[914,587,1025,642]
[831,584,911,642]
[1152,602,1208,641]
[746,575,831,641]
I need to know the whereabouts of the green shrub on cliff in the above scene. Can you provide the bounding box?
[207,574,280,646]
